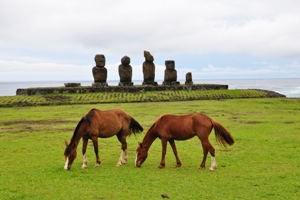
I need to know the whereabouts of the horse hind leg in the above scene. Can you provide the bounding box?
[198,145,208,169]
[116,149,127,166]
[201,140,217,171]
[198,139,217,170]
[210,156,217,171]
[123,149,128,162]
[91,137,101,167]
[116,132,127,166]
[206,141,217,171]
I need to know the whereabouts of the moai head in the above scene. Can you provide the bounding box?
[121,56,130,66]
[94,54,106,68]
[144,51,154,62]
[165,60,175,70]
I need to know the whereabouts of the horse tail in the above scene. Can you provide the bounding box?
[128,116,143,136]
[211,119,234,147]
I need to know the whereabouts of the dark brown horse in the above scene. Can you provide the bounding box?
[135,113,234,170]
[64,108,143,170]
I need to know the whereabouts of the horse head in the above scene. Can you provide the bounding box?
[135,142,148,167]
[64,141,77,170]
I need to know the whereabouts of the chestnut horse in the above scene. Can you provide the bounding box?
[135,113,234,170]
[64,108,143,170]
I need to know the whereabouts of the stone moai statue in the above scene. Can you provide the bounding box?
[118,55,133,86]
[162,60,180,85]
[92,54,108,86]
[142,50,157,85]
[185,72,193,85]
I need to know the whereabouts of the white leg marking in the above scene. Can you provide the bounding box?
[209,156,217,171]
[64,158,69,170]
[121,150,125,163]
[82,154,88,169]
[135,153,138,167]
[116,150,123,166]
[123,149,128,163]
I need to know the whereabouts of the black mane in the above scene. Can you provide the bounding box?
[69,109,95,145]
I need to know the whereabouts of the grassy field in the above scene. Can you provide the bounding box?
[0,98,299,199]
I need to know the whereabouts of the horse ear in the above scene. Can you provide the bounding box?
[65,141,69,147]
[138,142,143,148]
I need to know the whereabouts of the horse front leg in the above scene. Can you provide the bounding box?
[169,140,182,167]
[159,139,167,168]
[82,138,88,169]
[91,137,101,167]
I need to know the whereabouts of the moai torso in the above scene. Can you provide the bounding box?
[118,56,133,86]
[163,60,179,85]
[92,54,108,86]
[142,51,157,85]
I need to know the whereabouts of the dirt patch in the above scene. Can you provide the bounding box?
[229,119,263,124]
[283,121,295,124]
[1,119,76,126]
[235,120,264,124]
[0,119,77,135]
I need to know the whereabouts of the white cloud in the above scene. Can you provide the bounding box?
[1,0,300,57]
[0,0,299,82]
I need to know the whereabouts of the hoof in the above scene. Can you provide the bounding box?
[94,163,100,168]
[158,165,165,169]
[198,166,205,169]
[81,164,87,169]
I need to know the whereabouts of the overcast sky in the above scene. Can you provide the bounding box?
[1,0,299,82]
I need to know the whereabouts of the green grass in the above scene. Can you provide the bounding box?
[0,99,300,199]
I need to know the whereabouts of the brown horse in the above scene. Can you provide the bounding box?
[64,108,143,170]
[135,113,234,170]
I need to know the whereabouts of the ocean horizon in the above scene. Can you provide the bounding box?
[0,78,299,98]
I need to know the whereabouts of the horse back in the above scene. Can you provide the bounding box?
[155,114,211,140]
[84,108,130,138]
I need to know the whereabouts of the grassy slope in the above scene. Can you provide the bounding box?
[0,98,299,199]
[0,89,285,107]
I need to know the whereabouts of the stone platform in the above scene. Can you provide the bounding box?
[16,84,228,95]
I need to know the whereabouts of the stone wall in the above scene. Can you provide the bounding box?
[16,84,228,95]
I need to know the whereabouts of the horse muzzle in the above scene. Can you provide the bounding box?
[135,161,141,167]
[64,158,72,170]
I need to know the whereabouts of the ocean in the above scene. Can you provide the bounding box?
[0,78,299,98]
